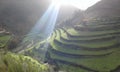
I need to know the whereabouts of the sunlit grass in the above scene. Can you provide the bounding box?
[49,50,120,72]
[54,29,117,48]
[0,52,49,72]
[58,63,88,72]
[51,41,118,55]
[49,29,117,55]
[67,28,120,36]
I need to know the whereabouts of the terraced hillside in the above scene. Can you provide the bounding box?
[24,17,120,72]
[37,17,120,72]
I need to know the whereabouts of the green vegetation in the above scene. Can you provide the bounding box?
[57,63,88,72]
[18,17,120,72]
[0,34,50,72]
[47,17,120,72]
[0,35,11,48]
[0,52,49,72]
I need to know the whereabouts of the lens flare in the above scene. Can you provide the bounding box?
[20,3,61,59]
[52,0,101,10]
[28,4,60,41]
[52,0,70,6]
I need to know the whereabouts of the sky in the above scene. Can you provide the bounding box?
[52,0,101,10]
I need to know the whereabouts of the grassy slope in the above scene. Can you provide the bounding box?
[0,52,49,72]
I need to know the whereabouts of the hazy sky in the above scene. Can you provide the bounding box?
[52,0,101,10]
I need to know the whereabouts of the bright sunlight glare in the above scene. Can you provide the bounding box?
[52,0,101,10]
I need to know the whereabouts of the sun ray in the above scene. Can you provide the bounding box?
[52,0,101,10]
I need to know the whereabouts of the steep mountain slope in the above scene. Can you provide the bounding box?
[85,0,120,18]
[57,6,79,23]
